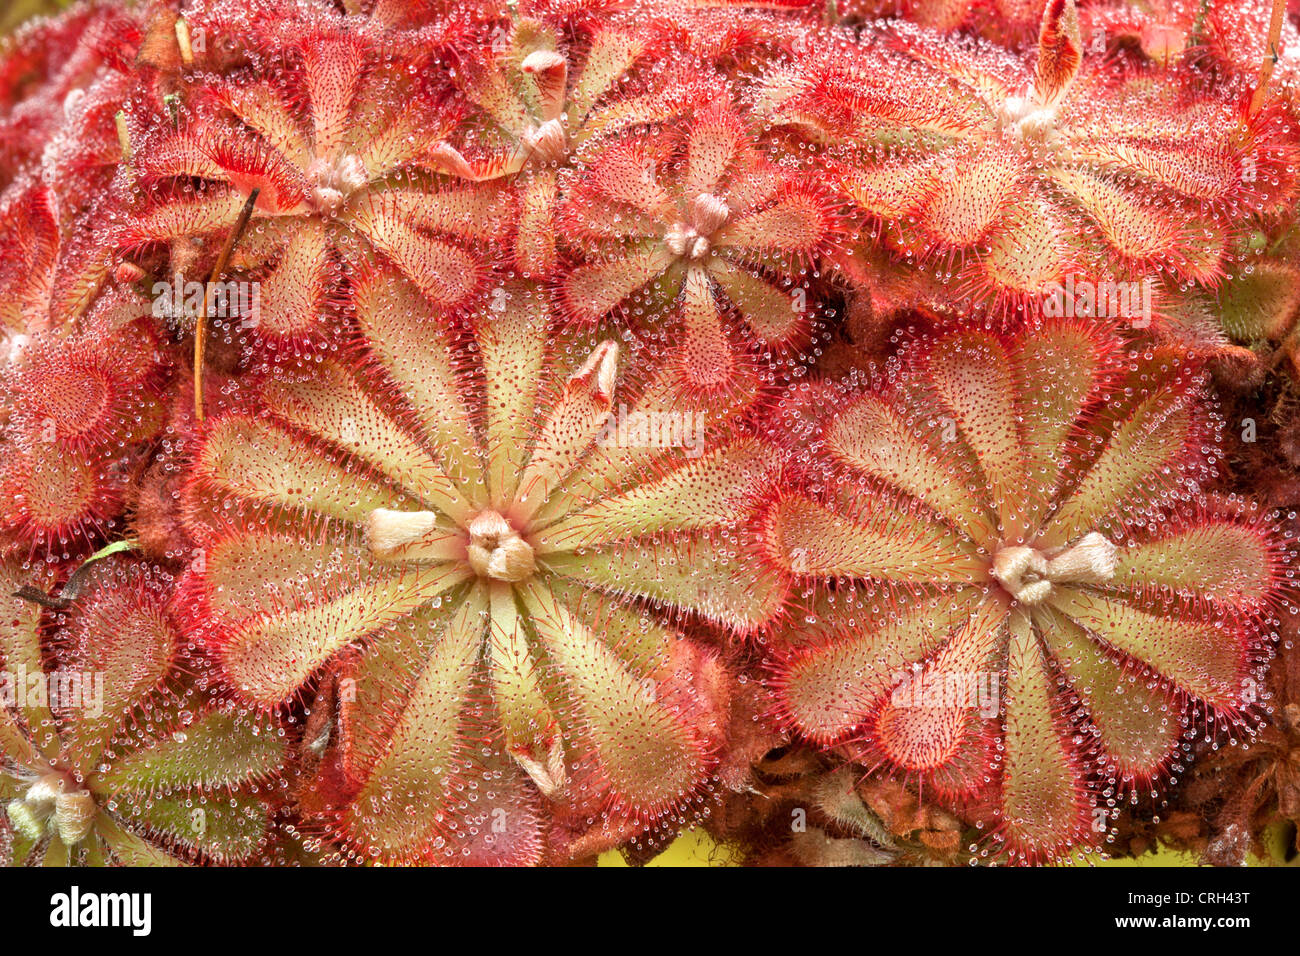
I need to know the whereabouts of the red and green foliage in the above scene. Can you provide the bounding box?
[1,558,284,865]
[175,275,783,863]
[0,0,1296,867]
[759,320,1288,861]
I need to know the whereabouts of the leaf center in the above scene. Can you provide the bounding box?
[466,510,537,582]
[991,532,1118,604]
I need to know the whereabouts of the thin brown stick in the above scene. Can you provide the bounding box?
[1248,0,1289,120]
[1189,0,1212,47]
[194,187,259,421]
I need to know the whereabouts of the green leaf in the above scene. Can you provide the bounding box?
[0,561,56,758]
[1039,613,1179,779]
[766,494,988,584]
[542,533,786,633]
[999,611,1090,860]
[777,589,983,743]
[521,579,706,813]
[124,794,269,864]
[1048,587,1245,709]
[97,816,185,867]
[216,562,469,706]
[60,582,178,776]
[341,590,484,861]
[96,708,284,797]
